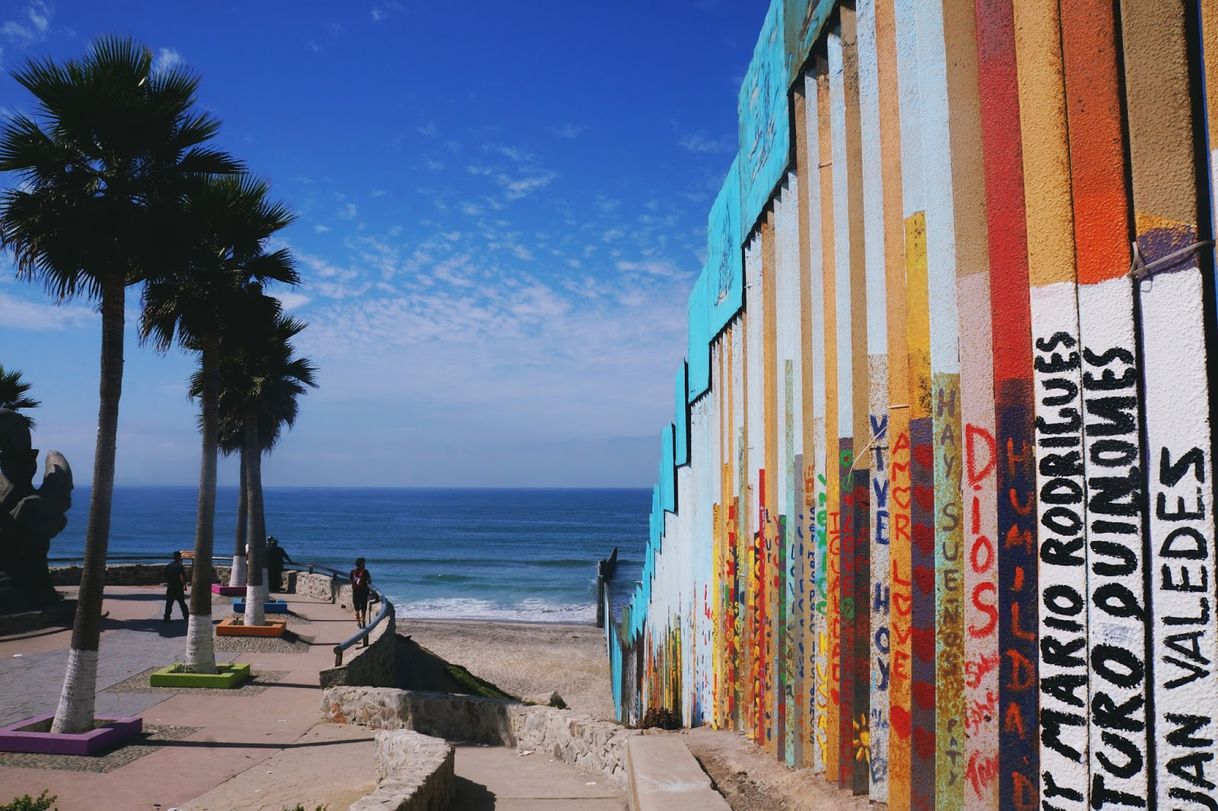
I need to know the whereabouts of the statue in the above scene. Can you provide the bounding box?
[0,407,73,611]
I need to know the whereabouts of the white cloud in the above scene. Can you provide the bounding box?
[370,2,404,22]
[488,144,533,163]
[497,171,557,201]
[554,123,588,139]
[277,291,311,311]
[152,47,183,74]
[424,158,445,172]
[337,202,358,221]
[615,259,688,280]
[678,132,735,154]
[0,1,50,47]
[314,224,331,233]
[0,290,94,331]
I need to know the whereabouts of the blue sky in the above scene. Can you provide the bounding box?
[0,0,763,487]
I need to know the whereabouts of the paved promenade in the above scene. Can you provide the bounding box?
[0,585,383,810]
[0,586,628,810]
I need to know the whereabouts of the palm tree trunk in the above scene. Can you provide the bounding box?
[185,340,219,673]
[229,451,248,586]
[52,278,124,733]
[243,407,267,626]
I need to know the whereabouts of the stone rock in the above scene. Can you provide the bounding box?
[322,685,640,790]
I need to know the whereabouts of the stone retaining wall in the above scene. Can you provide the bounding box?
[318,623,395,689]
[294,571,339,602]
[350,729,454,811]
[50,564,232,587]
[322,685,636,789]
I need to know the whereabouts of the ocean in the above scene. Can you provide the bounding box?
[51,487,648,624]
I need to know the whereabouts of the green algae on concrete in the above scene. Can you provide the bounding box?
[149,662,251,689]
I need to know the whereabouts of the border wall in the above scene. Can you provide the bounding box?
[607,1,1218,808]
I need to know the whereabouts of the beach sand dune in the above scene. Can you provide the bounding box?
[398,618,615,720]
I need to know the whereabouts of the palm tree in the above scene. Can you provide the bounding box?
[211,309,316,625]
[220,422,248,587]
[215,363,305,589]
[141,176,297,673]
[0,37,240,733]
[0,365,39,426]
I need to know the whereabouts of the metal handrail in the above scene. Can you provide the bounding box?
[293,562,396,667]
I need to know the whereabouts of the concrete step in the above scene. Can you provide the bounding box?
[626,734,731,811]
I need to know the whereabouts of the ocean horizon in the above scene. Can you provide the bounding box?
[52,486,648,624]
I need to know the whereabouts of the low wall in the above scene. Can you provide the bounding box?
[294,571,339,602]
[350,729,454,811]
[50,564,232,588]
[318,624,394,688]
[321,686,636,789]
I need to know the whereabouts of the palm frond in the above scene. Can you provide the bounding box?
[0,365,40,427]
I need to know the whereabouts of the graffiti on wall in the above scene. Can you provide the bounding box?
[607,1,1218,808]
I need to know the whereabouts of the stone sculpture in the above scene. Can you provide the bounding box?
[0,407,72,611]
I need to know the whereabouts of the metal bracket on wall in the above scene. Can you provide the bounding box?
[1128,239,1213,282]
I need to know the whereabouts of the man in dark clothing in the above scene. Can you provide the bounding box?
[349,557,372,628]
[267,536,293,593]
[164,551,188,622]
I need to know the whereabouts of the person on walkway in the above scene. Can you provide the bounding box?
[164,550,188,622]
[266,536,293,593]
[350,557,372,628]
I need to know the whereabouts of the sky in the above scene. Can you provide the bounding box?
[0,0,764,488]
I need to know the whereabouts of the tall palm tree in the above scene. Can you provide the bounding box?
[0,365,39,427]
[142,176,297,673]
[0,37,240,733]
[212,309,316,625]
[215,365,304,589]
[220,424,248,587]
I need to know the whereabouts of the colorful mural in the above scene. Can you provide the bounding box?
[607,1,1218,808]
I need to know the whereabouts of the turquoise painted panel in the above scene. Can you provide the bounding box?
[651,484,662,552]
[660,424,676,513]
[737,0,789,240]
[675,363,690,466]
[688,267,712,401]
[783,0,835,82]
[708,159,743,336]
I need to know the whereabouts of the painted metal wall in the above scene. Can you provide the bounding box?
[607,1,1218,807]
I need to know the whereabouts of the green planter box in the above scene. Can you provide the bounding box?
[149,662,252,689]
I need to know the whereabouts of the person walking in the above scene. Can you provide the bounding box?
[349,557,372,628]
[164,550,188,622]
[266,536,293,593]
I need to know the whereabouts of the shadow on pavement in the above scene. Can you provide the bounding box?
[103,617,189,638]
[257,681,322,690]
[0,625,71,642]
[451,777,496,810]
[147,736,375,750]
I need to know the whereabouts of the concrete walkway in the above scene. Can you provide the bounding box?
[453,745,626,810]
[0,585,629,810]
[0,585,381,810]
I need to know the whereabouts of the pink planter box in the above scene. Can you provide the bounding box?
[0,714,142,755]
[211,584,244,597]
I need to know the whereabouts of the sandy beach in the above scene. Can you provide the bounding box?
[397,617,616,720]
